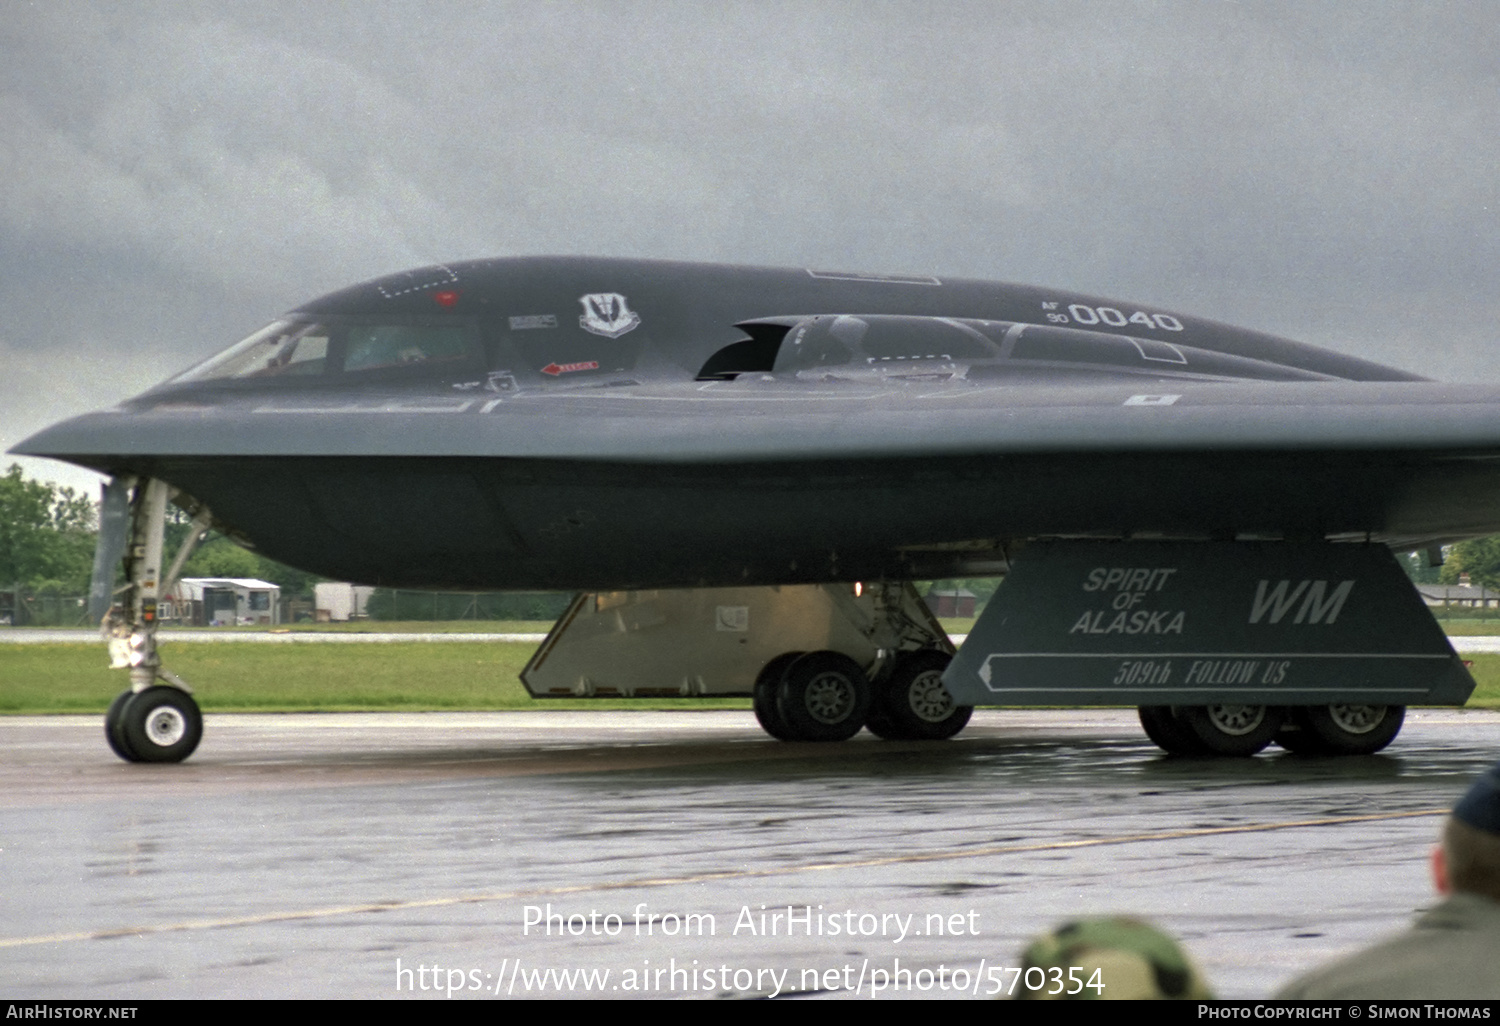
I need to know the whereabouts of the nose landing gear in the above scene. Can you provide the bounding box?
[96,476,213,763]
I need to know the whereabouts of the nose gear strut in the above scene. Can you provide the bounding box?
[99,477,213,763]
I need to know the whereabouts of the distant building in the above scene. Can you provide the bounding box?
[314,582,375,621]
[166,578,282,626]
[1415,582,1500,609]
[925,587,978,618]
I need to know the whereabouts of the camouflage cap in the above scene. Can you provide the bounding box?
[1017,917,1213,1000]
[1452,760,1500,835]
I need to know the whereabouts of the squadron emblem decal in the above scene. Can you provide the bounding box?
[578,292,641,339]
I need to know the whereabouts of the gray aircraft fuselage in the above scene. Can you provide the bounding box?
[16,256,1500,591]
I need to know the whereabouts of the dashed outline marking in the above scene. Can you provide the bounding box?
[375,265,460,299]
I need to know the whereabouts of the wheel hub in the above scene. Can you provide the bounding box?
[1205,705,1266,736]
[803,673,856,724]
[1327,704,1386,735]
[907,671,955,722]
[144,706,188,747]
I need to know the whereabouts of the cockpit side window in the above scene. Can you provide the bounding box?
[772,323,853,373]
[277,332,330,374]
[343,324,472,373]
[165,319,480,385]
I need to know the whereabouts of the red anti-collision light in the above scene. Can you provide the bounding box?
[433,290,459,307]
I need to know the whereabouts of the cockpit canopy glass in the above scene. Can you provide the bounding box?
[166,319,478,385]
[343,324,472,372]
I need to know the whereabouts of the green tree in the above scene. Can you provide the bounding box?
[178,532,324,599]
[182,536,261,579]
[0,464,97,592]
[1441,536,1500,589]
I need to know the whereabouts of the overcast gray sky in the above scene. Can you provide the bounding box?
[3,0,1497,494]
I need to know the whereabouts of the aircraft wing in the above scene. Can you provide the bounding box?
[19,379,1500,464]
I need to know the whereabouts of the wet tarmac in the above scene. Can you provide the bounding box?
[1,708,1496,1000]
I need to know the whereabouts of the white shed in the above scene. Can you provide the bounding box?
[314,582,375,621]
[169,577,282,626]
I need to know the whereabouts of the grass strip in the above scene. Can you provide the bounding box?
[0,642,749,713]
[3,643,1499,713]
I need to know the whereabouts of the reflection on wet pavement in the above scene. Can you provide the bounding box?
[0,709,1493,999]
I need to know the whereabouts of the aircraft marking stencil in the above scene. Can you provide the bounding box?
[945,542,1473,707]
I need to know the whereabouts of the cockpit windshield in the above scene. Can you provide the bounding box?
[167,319,478,385]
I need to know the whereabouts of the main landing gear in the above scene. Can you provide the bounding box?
[97,476,213,763]
[754,648,971,742]
[1138,704,1405,757]
[524,582,974,742]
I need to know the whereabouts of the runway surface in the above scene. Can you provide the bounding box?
[1,708,1496,1000]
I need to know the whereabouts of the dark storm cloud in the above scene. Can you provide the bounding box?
[3,1,1497,487]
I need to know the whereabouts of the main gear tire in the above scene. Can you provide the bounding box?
[867,650,971,740]
[1138,706,1210,756]
[1274,707,1331,754]
[1176,704,1282,757]
[753,652,803,741]
[1303,704,1405,755]
[118,686,203,763]
[863,693,896,739]
[776,651,871,742]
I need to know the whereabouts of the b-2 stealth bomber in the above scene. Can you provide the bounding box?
[14,257,1495,761]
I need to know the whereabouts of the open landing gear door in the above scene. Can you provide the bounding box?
[521,583,949,698]
[944,542,1475,707]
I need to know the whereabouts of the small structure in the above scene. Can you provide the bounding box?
[1415,581,1500,610]
[314,582,376,622]
[925,586,978,618]
[167,578,282,626]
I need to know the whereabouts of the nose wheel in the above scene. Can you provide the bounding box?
[105,686,204,763]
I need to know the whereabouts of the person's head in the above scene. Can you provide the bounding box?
[1434,760,1500,900]
[1017,917,1212,1000]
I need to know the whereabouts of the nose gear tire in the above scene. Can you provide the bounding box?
[117,686,203,763]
